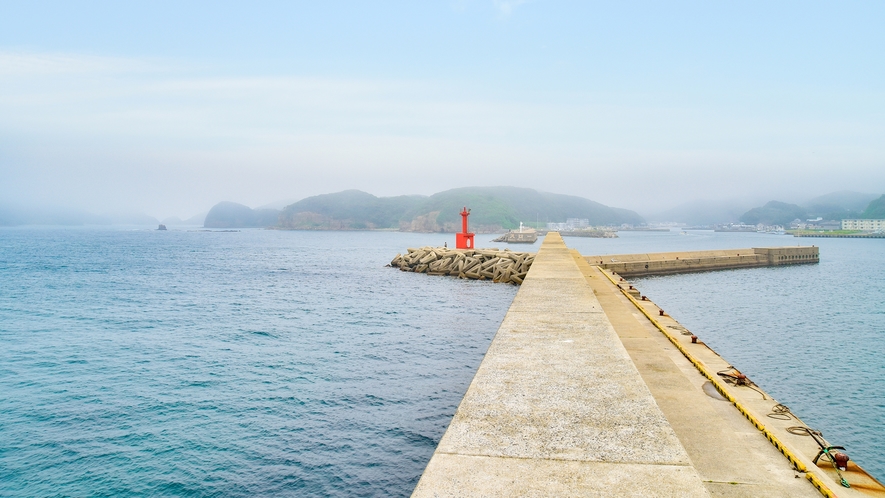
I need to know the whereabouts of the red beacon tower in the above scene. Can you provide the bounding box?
[456,207,475,249]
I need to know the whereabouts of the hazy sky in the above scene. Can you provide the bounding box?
[2,1,883,218]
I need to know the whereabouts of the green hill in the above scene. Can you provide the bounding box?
[861,194,885,219]
[277,190,425,230]
[408,187,643,230]
[277,187,644,231]
[803,191,878,220]
[739,201,807,226]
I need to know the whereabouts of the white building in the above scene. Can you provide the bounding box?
[842,219,885,231]
[565,218,590,229]
[547,219,591,231]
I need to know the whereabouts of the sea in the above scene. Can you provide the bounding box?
[1,227,882,496]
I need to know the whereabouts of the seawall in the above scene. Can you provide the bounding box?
[584,246,819,278]
[794,233,885,238]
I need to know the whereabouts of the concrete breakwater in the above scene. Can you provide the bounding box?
[560,229,617,238]
[413,234,884,497]
[596,265,885,497]
[389,247,534,285]
[585,246,819,278]
[794,232,885,238]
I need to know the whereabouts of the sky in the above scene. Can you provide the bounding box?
[1,1,884,219]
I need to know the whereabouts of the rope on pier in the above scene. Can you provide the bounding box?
[768,403,793,420]
[716,366,768,400]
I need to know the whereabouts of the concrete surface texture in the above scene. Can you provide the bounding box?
[413,233,712,497]
[412,233,825,497]
[571,254,823,497]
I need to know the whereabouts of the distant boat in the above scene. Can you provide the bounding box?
[157,224,167,231]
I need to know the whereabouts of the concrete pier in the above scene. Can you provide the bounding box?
[412,232,712,496]
[413,233,882,497]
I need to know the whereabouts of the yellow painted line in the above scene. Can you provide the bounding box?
[595,266,838,498]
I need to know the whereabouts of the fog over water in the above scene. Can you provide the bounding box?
[2,3,884,220]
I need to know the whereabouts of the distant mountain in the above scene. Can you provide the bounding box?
[736,191,884,226]
[0,204,158,226]
[646,199,756,225]
[861,195,885,219]
[739,201,807,226]
[806,207,863,221]
[161,212,207,226]
[804,191,879,214]
[203,202,280,228]
[278,190,425,230]
[407,187,643,231]
[256,199,300,211]
[277,187,644,232]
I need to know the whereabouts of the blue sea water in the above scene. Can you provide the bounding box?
[0,228,516,497]
[1,227,883,496]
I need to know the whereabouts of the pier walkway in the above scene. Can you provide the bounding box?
[413,233,837,497]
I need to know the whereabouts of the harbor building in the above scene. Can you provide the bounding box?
[547,218,591,231]
[842,219,885,231]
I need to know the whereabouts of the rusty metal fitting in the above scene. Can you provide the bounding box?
[641,296,647,301]
[691,335,698,343]
[659,309,665,316]
[833,452,850,471]
[733,373,750,386]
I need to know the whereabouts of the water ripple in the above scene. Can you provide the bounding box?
[0,228,515,497]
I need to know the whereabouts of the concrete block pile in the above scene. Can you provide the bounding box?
[389,247,534,285]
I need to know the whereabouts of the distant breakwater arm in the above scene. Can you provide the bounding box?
[585,246,819,278]
[389,247,534,285]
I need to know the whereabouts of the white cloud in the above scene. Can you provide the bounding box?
[492,0,531,16]
[0,50,169,76]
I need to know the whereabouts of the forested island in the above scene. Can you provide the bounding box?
[203,187,644,231]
